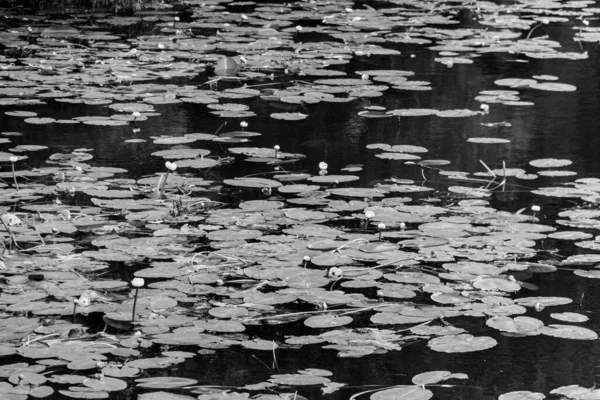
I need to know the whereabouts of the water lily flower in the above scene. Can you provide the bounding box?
[241,14,248,20]
[240,120,248,128]
[174,16,180,22]
[131,278,144,322]
[361,73,369,80]
[132,111,141,118]
[530,205,540,221]
[319,161,328,170]
[274,144,280,158]
[303,255,311,268]
[378,223,386,241]
[480,103,489,114]
[8,156,19,191]
[78,294,91,307]
[296,25,303,31]
[132,278,145,287]
[364,210,375,219]
[328,267,343,278]
[165,161,177,171]
[157,43,165,49]
[534,302,545,312]
[399,222,406,231]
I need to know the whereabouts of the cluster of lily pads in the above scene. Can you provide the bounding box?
[1,0,600,398]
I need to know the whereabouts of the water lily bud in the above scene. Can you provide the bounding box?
[157,43,165,49]
[399,222,406,230]
[274,145,280,150]
[130,48,138,54]
[241,14,248,20]
[165,161,177,171]
[364,210,375,219]
[345,7,352,12]
[132,111,141,118]
[303,255,311,262]
[361,73,369,80]
[131,278,145,288]
[378,223,386,230]
[132,127,141,133]
[9,156,18,163]
[216,279,224,286]
[240,121,248,128]
[174,16,180,22]
[296,25,303,31]
[239,56,247,63]
[531,205,541,212]
[134,330,143,337]
[541,18,549,24]
[534,302,545,312]
[74,166,82,172]
[583,19,589,26]
[480,103,489,113]
[595,235,600,242]
[377,290,384,298]
[319,161,328,170]
[410,54,416,58]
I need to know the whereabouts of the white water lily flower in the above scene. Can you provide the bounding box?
[9,156,18,163]
[364,210,375,219]
[165,161,177,171]
[531,205,541,212]
[319,161,328,170]
[131,278,145,287]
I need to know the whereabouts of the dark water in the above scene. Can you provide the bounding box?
[3,2,600,399]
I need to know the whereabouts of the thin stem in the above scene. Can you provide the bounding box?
[11,163,19,191]
[132,287,139,322]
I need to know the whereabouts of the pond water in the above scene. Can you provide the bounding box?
[3,0,600,399]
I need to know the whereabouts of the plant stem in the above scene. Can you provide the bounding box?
[11,163,19,191]
[158,172,170,199]
[132,287,139,322]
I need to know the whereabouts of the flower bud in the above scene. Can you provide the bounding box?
[378,223,386,230]
[318,161,328,170]
[364,210,375,219]
[165,161,177,171]
[531,205,540,212]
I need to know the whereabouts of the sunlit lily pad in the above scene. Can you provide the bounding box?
[529,158,572,168]
[539,324,598,340]
[427,334,497,353]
